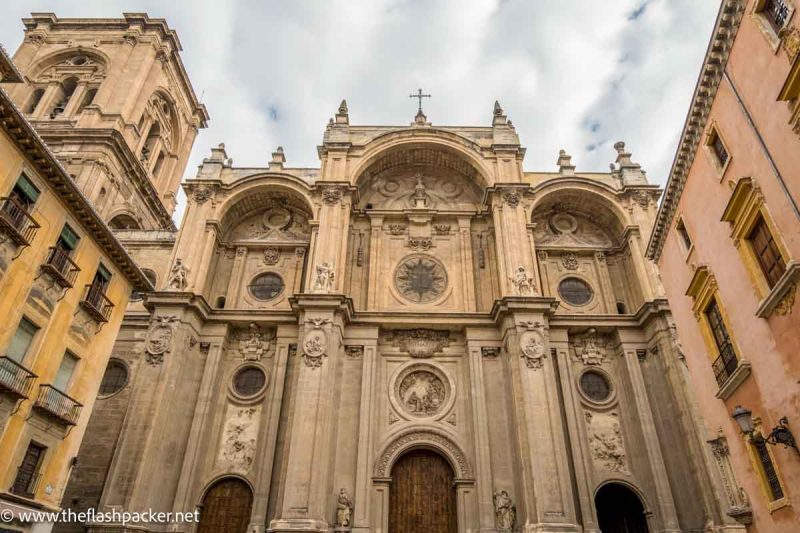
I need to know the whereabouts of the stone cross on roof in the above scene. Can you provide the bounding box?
[409,88,431,113]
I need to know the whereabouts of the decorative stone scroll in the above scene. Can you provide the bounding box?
[500,189,521,208]
[144,315,179,366]
[191,187,213,204]
[373,429,473,478]
[320,185,344,205]
[562,252,579,270]
[391,329,450,358]
[263,247,280,265]
[407,236,433,252]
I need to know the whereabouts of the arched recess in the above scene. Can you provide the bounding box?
[594,481,650,533]
[352,138,490,211]
[108,213,141,230]
[530,183,647,314]
[196,476,253,533]
[373,428,473,480]
[24,48,108,118]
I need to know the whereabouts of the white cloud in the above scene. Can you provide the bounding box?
[0,0,720,224]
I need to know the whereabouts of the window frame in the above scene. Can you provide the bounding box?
[703,123,732,178]
[745,421,790,512]
[674,215,694,258]
[11,440,47,498]
[6,316,40,365]
[752,0,796,52]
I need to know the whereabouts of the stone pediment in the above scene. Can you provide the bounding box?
[533,211,615,248]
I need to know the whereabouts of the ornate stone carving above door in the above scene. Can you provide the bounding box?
[584,411,630,475]
[395,365,449,418]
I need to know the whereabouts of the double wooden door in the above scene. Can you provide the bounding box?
[388,449,457,533]
[197,478,253,533]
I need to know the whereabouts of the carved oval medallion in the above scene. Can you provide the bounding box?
[394,254,448,304]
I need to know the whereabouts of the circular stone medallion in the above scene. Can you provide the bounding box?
[394,254,448,304]
[397,369,447,417]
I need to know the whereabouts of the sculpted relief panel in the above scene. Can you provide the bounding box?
[228,195,311,243]
[533,211,615,249]
[397,369,447,417]
[217,406,260,473]
[357,169,482,211]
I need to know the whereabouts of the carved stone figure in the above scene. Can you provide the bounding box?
[192,187,212,204]
[584,411,630,474]
[312,262,335,293]
[573,328,606,366]
[412,173,430,208]
[398,370,447,416]
[219,407,258,472]
[520,332,546,369]
[510,266,534,295]
[335,488,353,528]
[166,258,189,290]
[321,185,343,205]
[302,320,330,368]
[493,489,516,530]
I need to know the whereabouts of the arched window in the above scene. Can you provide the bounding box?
[49,77,78,119]
[108,214,141,230]
[141,122,161,164]
[24,88,45,114]
[76,88,97,114]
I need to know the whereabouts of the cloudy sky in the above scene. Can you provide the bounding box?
[0,0,720,223]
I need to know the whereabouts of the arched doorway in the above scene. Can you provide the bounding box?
[197,477,253,533]
[388,449,457,533]
[595,482,649,533]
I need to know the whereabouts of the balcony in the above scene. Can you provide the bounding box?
[40,247,80,288]
[33,384,82,426]
[0,196,40,247]
[712,343,739,387]
[79,282,114,323]
[0,356,37,399]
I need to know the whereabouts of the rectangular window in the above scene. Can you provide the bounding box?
[712,133,729,167]
[762,0,790,33]
[676,219,693,251]
[10,174,40,208]
[56,224,80,253]
[705,299,738,386]
[52,351,79,392]
[94,263,112,289]
[753,438,785,501]
[748,216,786,288]
[7,317,39,364]
[11,441,46,497]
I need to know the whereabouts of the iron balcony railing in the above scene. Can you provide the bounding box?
[0,196,40,247]
[40,246,81,288]
[79,282,114,323]
[0,356,37,399]
[33,384,82,426]
[712,343,739,387]
[10,469,41,499]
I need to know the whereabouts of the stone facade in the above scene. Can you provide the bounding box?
[55,91,745,531]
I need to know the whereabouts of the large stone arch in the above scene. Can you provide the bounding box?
[351,130,493,191]
[216,177,315,240]
[373,427,474,480]
[27,46,110,81]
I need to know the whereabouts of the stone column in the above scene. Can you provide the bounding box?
[305,184,353,293]
[621,347,681,532]
[366,214,384,310]
[268,295,353,533]
[457,216,477,310]
[625,229,654,301]
[465,337,495,531]
[224,247,247,303]
[493,298,580,532]
[490,186,535,296]
[352,335,379,533]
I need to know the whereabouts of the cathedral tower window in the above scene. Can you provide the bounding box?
[558,277,593,306]
[24,88,45,114]
[248,273,284,301]
[232,366,267,398]
[49,77,78,119]
[76,88,97,114]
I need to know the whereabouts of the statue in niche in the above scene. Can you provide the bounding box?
[335,488,353,528]
[312,262,335,293]
[510,266,534,295]
[493,489,516,530]
[412,173,430,208]
[166,259,189,290]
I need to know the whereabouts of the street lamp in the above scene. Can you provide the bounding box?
[731,405,799,456]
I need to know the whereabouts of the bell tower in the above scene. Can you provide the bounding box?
[5,12,209,229]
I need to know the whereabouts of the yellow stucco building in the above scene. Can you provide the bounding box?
[0,45,152,532]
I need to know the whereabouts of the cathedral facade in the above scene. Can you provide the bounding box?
[5,13,748,533]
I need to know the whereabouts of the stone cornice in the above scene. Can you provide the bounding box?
[29,125,176,230]
[646,0,744,261]
[0,44,23,83]
[0,86,153,291]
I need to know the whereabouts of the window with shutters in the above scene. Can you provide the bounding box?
[752,0,795,50]
[747,216,786,288]
[676,217,693,253]
[53,351,79,393]
[7,317,39,364]
[704,125,731,175]
[752,438,784,502]
[705,299,739,387]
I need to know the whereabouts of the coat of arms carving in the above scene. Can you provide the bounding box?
[145,315,179,366]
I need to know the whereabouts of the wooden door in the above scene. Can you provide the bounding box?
[389,449,457,533]
[197,478,253,533]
